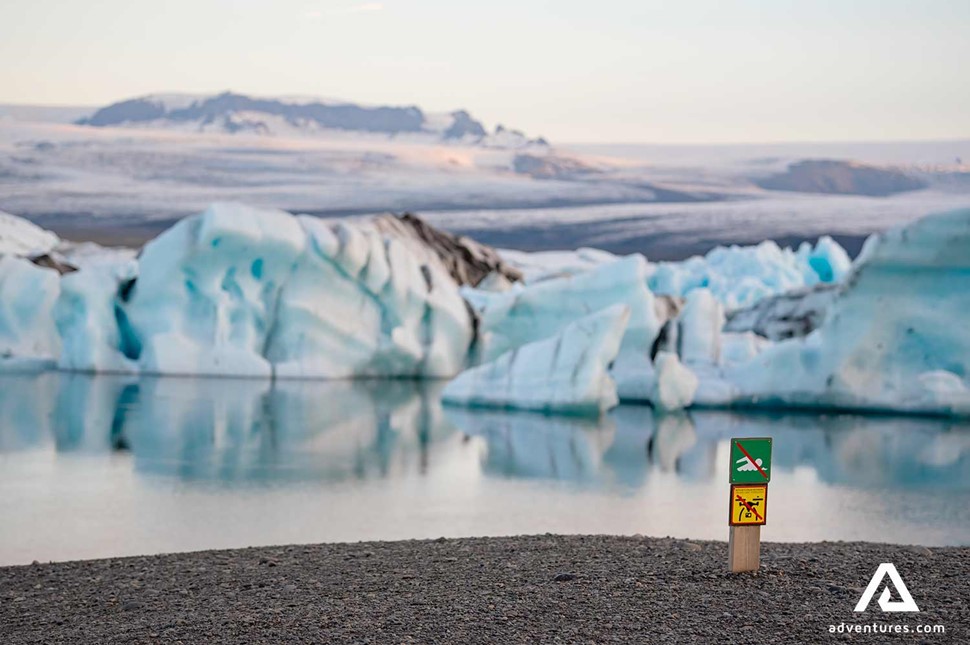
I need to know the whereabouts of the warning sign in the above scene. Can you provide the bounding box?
[729,484,768,526]
[729,437,772,484]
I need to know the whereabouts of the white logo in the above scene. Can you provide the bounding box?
[854,563,920,613]
[735,456,764,472]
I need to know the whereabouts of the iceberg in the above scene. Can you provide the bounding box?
[724,283,839,341]
[120,203,474,378]
[124,203,307,376]
[647,236,851,309]
[688,208,970,416]
[465,255,672,401]
[0,210,59,257]
[1,202,968,418]
[498,247,619,283]
[677,289,725,367]
[0,256,60,369]
[55,260,139,373]
[266,216,473,379]
[1,205,476,378]
[442,304,630,414]
[651,351,698,411]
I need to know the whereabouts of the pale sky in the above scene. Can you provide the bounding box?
[1,0,968,143]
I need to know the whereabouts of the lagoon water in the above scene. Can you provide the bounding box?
[1,372,969,565]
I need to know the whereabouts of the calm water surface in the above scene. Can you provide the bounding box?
[1,373,969,565]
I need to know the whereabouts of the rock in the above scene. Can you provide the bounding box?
[724,283,840,341]
[28,253,77,275]
[374,213,522,287]
[553,572,578,582]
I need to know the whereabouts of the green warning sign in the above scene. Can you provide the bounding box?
[729,437,772,484]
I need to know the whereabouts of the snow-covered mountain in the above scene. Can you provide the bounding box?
[76,91,545,146]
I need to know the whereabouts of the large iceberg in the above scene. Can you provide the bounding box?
[266,216,473,379]
[442,304,630,414]
[1,202,968,418]
[683,208,970,415]
[61,203,474,378]
[464,255,675,401]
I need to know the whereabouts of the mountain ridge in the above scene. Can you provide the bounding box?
[76,91,546,145]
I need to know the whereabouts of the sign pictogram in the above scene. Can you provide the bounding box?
[729,437,772,484]
[729,483,767,526]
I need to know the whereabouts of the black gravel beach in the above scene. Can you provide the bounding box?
[1,535,965,644]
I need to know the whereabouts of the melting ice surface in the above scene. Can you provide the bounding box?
[1,372,969,565]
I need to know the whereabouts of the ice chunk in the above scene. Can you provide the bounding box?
[796,235,852,284]
[652,351,698,411]
[678,289,725,366]
[267,217,473,378]
[475,271,515,293]
[467,255,667,401]
[499,247,619,283]
[0,256,60,368]
[55,260,139,373]
[724,283,840,341]
[712,208,970,416]
[648,237,851,309]
[0,210,59,257]
[111,203,473,378]
[125,203,305,376]
[720,331,770,365]
[442,304,630,414]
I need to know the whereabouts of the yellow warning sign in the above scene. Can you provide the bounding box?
[729,484,767,526]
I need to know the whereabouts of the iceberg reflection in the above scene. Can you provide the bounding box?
[1,373,969,490]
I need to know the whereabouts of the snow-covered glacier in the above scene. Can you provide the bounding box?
[0,202,967,417]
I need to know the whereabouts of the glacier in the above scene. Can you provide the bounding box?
[0,203,967,417]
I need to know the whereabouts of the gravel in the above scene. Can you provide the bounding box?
[1,535,966,643]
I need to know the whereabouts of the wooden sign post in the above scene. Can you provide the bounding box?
[727,438,772,572]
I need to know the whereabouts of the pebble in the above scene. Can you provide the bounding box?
[0,535,965,644]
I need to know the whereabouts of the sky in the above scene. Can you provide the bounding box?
[0,0,968,143]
